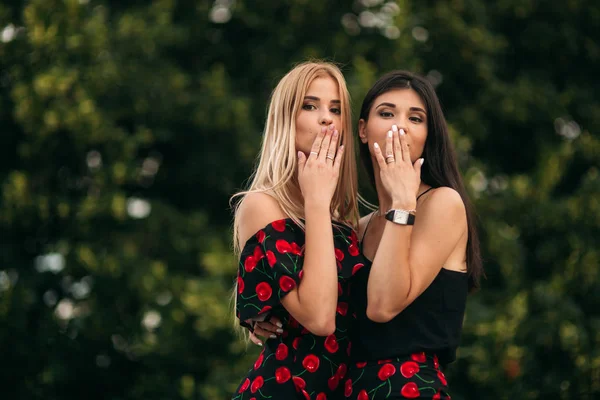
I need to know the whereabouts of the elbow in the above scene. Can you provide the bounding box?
[310,318,336,336]
[306,314,336,336]
[366,302,402,323]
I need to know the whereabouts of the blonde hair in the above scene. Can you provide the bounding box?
[231,61,359,254]
[230,61,359,335]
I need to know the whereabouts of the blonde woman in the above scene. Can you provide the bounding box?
[231,62,363,399]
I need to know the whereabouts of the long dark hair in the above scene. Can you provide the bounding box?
[359,70,483,290]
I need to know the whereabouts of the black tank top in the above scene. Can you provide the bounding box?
[350,188,468,366]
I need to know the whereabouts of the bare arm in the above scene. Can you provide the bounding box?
[366,188,466,322]
[237,125,343,336]
[366,127,466,322]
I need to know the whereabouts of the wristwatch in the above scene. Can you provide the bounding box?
[384,209,415,225]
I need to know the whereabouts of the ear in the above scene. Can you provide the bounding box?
[358,119,368,144]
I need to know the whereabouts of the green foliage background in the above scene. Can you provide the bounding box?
[1,0,599,399]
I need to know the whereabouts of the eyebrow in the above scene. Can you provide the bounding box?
[375,102,427,114]
[304,96,341,104]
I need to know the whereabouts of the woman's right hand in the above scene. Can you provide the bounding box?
[248,316,284,346]
[297,124,344,208]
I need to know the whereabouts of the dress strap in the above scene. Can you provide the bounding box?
[417,187,435,201]
[359,212,377,251]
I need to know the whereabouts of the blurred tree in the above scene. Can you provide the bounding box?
[0,0,598,399]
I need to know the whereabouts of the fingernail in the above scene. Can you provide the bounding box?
[374,142,380,149]
[420,158,425,165]
[322,127,327,133]
[392,125,398,132]
[258,341,263,346]
[270,334,277,339]
[329,124,334,130]
[333,129,338,137]
[276,322,283,328]
[276,329,284,333]
[388,130,393,138]
[298,151,302,159]
[400,129,405,135]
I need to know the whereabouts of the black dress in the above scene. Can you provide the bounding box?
[342,206,469,399]
[344,261,468,399]
[232,218,365,400]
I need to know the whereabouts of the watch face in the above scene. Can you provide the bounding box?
[393,211,409,224]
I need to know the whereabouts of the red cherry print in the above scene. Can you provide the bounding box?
[356,361,367,368]
[254,350,264,370]
[292,376,306,391]
[275,239,292,254]
[237,276,244,294]
[348,243,359,256]
[256,282,272,301]
[434,354,440,369]
[411,352,426,363]
[328,375,339,391]
[239,378,250,392]
[275,343,289,361]
[336,302,348,316]
[266,250,276,267]
[344,379,352,397]
[400,382,420,398]
[400,361,420,378]
[433,392,442,400]
[290,242,303,255]
[275,366,291,384]
[258,305,272,314]
[316,393,327,400]
[377,359,393,364]
[334,248,344,261]
[256,230,266,243]
[357,390,369,400]
[324,334,339,353]
[279,275,296,292]
[301,389,310,400]
[292,337,301,350]
[250,376,264,393]
[302,354,320,373]
[244,256,258,272]
[352,263,364,275]
[377,363,397,381]
[438,370,448,386]
[336,363,347,379]
[271,219,286,232]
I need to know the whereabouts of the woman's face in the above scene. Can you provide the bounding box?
[359,88,428,163]
[295,77,343,155]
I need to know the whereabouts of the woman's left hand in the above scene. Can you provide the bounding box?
[373,125,423,210]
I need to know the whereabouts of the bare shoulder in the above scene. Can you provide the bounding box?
[236,192,288,247]
[420,187,466,220]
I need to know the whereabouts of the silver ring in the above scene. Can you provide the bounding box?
[326,155,334,161]
[386,156,395,164]
[310,151,319,156]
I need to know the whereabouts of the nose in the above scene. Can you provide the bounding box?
[394,119,408,135]
[319,111,334,126]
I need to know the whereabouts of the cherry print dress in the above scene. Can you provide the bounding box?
[232,218,365,400]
